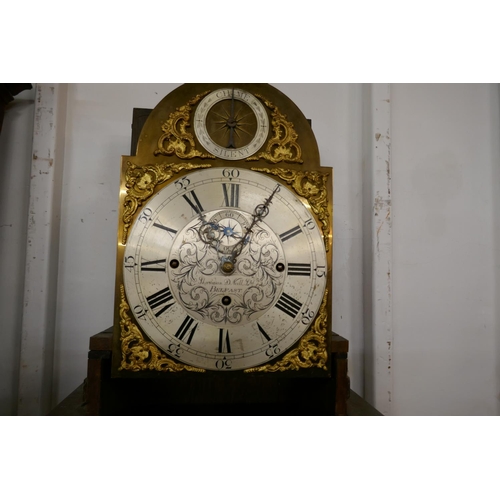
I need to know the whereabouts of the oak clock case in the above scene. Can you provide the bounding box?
[112,83,333,378]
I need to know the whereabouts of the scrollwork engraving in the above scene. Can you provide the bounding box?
[169,216,285,326]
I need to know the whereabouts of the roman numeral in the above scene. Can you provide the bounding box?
[182,191,204,215]
[257,322,271,343]
[140,258,166,272]
[146,287,175,317]
[152,221,177,237]
[174,316,198,345]
[218,329,231,353]
[222,183,239,207]
[275,292,303,319]
[287,263,311,276]
[279,225,302,242]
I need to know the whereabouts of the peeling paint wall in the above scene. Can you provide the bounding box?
[16,84,68,415]
[362,84,393,414]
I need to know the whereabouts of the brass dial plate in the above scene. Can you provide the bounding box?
[122,167,327,371]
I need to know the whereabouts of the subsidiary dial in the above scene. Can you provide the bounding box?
[193,88,269,160]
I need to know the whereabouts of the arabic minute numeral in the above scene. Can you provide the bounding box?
[133,305,147,320]
[124,256,135,272]
[174,176,190,190]
[265,343,281,359]
[222,168,240,180]
[139,207,152,224]
[315,265,326,278]
[301,308,315,325]
[167,343,183,359]
[303,218,316,230]
[215,357,232,370]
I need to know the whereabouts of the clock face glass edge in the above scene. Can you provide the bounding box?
[122,167,327,371]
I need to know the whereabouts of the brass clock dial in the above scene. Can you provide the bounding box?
[193,88,269,160]
[114,83,332,378]
[122,167,327,371]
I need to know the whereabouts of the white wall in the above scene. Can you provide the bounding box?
[391,84,500,415]
[2,83,498,415]
[0,88,35,415]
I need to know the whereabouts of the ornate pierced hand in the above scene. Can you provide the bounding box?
[220,185,280,274]
[198,214,225,249]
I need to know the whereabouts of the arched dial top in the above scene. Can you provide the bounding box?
[193,88,269,160]
[123,167,327,371]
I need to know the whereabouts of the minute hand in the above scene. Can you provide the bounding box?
[230,185,280,262]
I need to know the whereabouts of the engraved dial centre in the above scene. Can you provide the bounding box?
[167,209,286,327]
